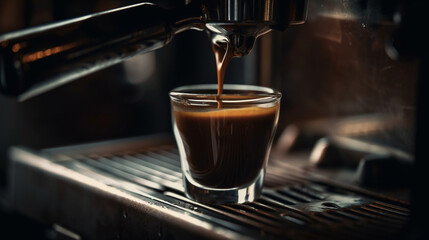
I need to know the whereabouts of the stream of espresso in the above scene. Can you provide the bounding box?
[210,34,234,107]
[212,40,234,96]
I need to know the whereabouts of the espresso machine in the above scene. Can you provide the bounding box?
[0,0,427,239]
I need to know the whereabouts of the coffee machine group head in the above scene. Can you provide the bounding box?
[203,0,307,56]
[0,0,307,100]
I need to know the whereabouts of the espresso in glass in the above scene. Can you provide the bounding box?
[170,85,281,204]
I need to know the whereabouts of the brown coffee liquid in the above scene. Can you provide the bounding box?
[174,106,279,188]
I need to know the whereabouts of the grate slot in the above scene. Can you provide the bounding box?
[289,186,326,200]
[262,190,297,205]
[121,154,181,177]
[145,151,182,167]
[240,204,311,226]
[277,188,314,203]
[246,202,279,213]
[359,206,409,222]
[279,215,307,226]
[228,204,288,223]
[217,205,285,227]
[371,202,410,214]
[367,203,409,217]
[313,213,342,223]
[131,153,182,172]
[327,210,361,221]
[346,208,406,226]
[256,197,325,224]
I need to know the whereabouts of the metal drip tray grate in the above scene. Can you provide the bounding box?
[9,136,410,239]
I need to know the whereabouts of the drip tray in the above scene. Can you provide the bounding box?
[8,135,409,239]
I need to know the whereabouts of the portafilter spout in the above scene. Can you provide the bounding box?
[0,0,307,100]
[203,0,307,56]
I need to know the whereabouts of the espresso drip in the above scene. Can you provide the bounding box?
[208,23,269,102]
[210,33,234,108]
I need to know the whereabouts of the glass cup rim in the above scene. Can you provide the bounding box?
[169,84,281,106]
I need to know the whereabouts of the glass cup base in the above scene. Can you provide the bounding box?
[183,170,265,204]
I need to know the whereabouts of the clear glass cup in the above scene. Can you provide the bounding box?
[170,84,281,204]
